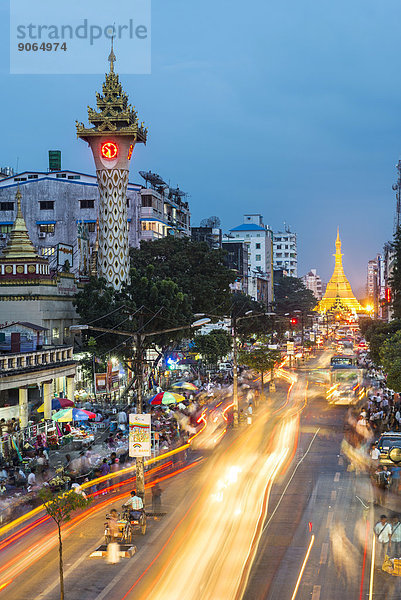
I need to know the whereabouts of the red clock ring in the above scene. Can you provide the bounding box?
[101,141,118,160]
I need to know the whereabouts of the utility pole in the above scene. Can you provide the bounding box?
[232,316,239,428]
[134,331,145,503]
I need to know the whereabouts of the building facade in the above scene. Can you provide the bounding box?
[140,185,191,241]
[367,259,378,300]
[227,214,273,306]
[0,170,141,276]
[302,269,323,301]
[222,241,249,295]
[191,226,222,249]
[273,228,297,277]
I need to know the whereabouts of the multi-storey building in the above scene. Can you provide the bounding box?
[139,171,191,241]
[0,169,141,274]
[222,241,249,295]
[273,228,297,277]
[367,259,378,300]
[302,269,323,301]
[191,226,222,250]
[227,214,273,306]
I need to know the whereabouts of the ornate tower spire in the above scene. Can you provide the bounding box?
[76,46,148,290]
[2,188,39,259]
[315,229,365,314]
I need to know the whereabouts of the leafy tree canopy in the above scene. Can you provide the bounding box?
[130,237,236,316]
[193,329,232,365]
[238,347,281,375]
[274,276,317,315]
[361,319,401,364]
[380,329,401,392]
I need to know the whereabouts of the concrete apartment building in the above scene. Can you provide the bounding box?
[302,269,323,301]
[272,228,297,277]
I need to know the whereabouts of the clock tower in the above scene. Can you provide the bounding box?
[76,42,147,289]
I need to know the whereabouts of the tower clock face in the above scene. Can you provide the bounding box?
[101,141,118,160]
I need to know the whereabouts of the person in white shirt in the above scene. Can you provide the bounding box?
[370,443,380,461]
[123,490,144,520]
[374,515,392,563]
[27,470,36,492]
[391,516,401,558]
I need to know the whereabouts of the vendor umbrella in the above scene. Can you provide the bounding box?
[37,397,75,412]
[51,408,96,422]
[171,381,198,391]
[149,391,185,406]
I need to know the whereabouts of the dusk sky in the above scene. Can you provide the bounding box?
[1,1,401,295]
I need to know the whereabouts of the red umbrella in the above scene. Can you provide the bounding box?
[149,392,164,405]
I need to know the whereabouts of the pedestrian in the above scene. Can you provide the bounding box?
[392,516,401,558]
[374,514,392,565]
[151,482,162,515]
[106,509,120,564]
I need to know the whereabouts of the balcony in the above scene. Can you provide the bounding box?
[0,345,74,376]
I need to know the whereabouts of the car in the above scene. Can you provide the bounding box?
[376,432,401,465]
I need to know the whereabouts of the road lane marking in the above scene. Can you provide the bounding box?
[330,490,337,502]
[326,511,333,528]
[312,586,321,600]
[338,457,343,466]
[334,472,340,482]
[290,534,315,600]
[319,542,328,564]
[262,428,321,534]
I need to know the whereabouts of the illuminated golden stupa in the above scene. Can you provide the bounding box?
[316,229,365,314]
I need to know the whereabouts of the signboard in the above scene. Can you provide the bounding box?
[129,414,151,457]
[49,150,61,171]
[287,341,295,355]
[77,221,90,276]
[268,344,279,350]
[95,373,107,394]
[309,332,315,342]
[57,243,73,268]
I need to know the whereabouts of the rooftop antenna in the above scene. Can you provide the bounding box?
[392,159,401,232]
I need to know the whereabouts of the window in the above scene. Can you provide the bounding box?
[0,224,12,234]
[80,199,95,209]
[41,247,55,256]
[64,327,70,339]
[256,254,261,261]
[126,198,130,207]
[87,222,96,233]
[52,327,60,340]
[39,223,55,233]
[256,243,261,249]
[68,175,80,180]
[256,234,261,237]
[56,173,66,178]
[246,234,250,238]
[39,201,54,210]
[28,174,38,179]
[276,244,282,249]
[142,195,153,207]
[0,202,14,211]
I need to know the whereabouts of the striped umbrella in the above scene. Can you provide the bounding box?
[37,397,75,413]
[51,408,96,422]
[171,381,198,391]
[149,392,186,406]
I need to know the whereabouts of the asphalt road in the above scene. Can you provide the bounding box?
[4,349,388,600]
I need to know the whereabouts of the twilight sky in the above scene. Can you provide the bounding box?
[1,0,401,296]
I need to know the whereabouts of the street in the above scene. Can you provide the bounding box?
[1,349,399,600]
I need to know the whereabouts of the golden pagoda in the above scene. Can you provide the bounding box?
[315,229,365,314]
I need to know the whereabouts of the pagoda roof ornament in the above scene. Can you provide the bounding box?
[76,41,147,142]
[315,229,365,314]
[1,188,39,259]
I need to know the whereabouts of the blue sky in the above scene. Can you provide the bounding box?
[2,1,401,294]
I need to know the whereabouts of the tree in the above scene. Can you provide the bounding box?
[274,276,317,315]
[129,237,236,315]
[39,487,91,600]
[380,330,401,392]
[193,329,232,365]
[362,319,401,364]
[238,347,281,396]
[390,227,401,319]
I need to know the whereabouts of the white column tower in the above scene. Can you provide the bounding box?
[76,42,147,289]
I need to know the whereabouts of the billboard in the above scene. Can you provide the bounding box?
[57,243,73,268]
[129,414,151,457]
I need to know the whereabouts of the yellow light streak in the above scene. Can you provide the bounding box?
[290,534,315,600]
[369,533,376,600]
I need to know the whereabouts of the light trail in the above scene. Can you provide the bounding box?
[0,460,203,589]
[359,520,370,600]
[290,534,315,600]
[369,532,376,600]
[125,409,300,600]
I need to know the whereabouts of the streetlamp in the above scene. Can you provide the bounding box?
[70,316,210,503]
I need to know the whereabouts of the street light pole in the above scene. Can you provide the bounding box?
[232,316,239,428]
[134,332,146,502]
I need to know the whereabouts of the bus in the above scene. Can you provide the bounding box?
[330,354,355,368]
[328,353,363,405]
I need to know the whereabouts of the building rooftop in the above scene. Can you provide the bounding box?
[230,224,266,232]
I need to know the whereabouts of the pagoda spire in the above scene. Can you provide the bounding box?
[108,36,116,73]
[315,229,365,314]
[2,188,39,259]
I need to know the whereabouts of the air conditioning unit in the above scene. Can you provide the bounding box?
[38,232,46,239]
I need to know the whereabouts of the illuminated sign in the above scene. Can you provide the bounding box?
[127,144,134,160]
[100,141,118,159]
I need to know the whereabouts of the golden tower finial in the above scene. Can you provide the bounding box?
[1,188,39,259]
[108,35,116,73]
